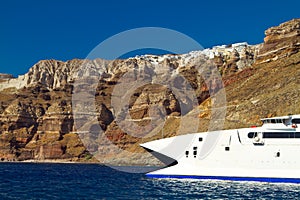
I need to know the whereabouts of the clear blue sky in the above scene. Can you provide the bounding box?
[0,0,299,76]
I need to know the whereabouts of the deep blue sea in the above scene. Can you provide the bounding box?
[0,163,300,199]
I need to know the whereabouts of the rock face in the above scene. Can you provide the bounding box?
[0,19,299,165]
[257,18,300,63]
[0,73,13,79]
[0,83,89,162]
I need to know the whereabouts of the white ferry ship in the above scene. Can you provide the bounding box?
[141,115,300,183]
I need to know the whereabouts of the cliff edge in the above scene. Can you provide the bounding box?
[0,19,299,165]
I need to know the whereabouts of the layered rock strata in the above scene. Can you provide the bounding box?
[0,19,299,165]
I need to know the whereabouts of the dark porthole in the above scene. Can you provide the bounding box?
[185,151,189,158]
[225,147,230,151]
[199,137,203,142]
[276,152,280,157]
[193,151,197,158]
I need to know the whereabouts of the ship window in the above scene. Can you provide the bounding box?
[262,132,300,138]
[225,147,230,151]
[199,137,203,142]
[264,119,271,124]
[292,119,300,124]
[185,151,189,158]
[193,147,197,150]
[295,132,300,138]
[248,132,257,138]
[263,132,291,138]
[276,152,280,157]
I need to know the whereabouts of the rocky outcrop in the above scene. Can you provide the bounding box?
[0,43,257,92]
[0,73,13,79]
[0,83,90,162]
[0,19,299,165]
[256,19,300,63]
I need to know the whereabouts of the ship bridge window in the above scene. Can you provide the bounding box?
[248,132,258,138]
[271,119,284,123]
[248,132,300,138]
[263,119,284,124]
[292,119,300,124]
[263,132,300,138]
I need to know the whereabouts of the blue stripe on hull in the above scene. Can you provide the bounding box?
[146,174,300,184]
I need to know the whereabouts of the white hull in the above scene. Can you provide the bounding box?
[141,115,300,183]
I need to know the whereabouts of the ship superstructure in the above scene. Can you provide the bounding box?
[141,115,300,183]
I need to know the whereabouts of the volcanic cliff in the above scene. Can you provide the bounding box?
[0,19,299,165]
